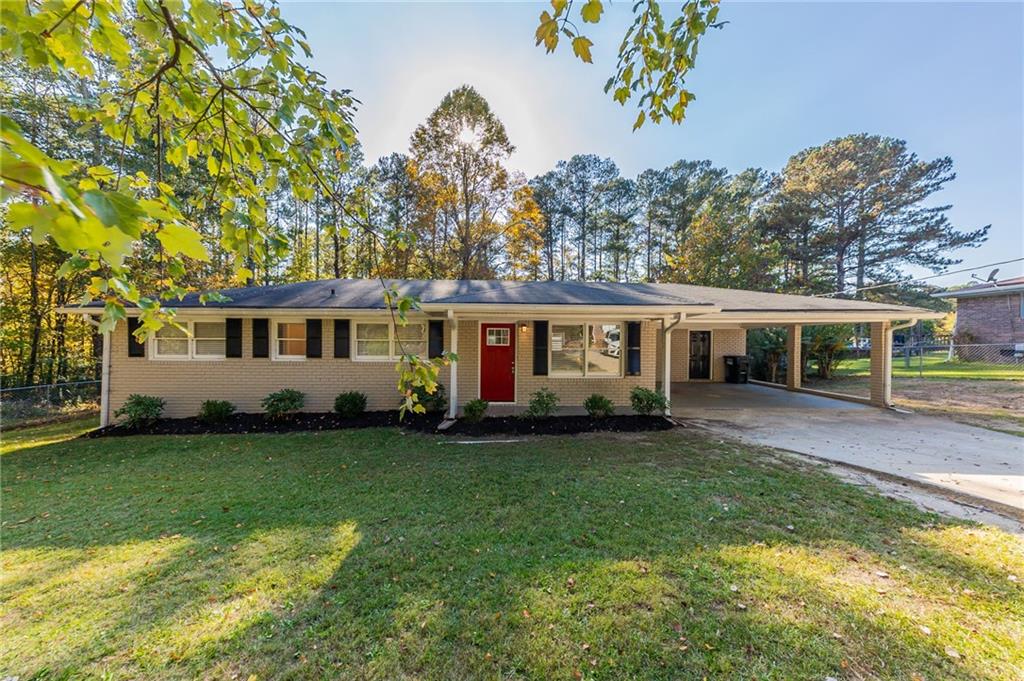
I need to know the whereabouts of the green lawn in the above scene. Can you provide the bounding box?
[2,420,1022,680]
[836,351,1023,380]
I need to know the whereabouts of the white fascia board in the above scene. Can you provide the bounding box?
[708,310,945,325]
[931,284,1024,299]
[56,306,438,319]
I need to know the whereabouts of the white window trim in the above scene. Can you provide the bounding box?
[150,320,226,361]
[272,319,308,361]
[486,327,511,346]
[548,321,624,379]
[352,320,428,362]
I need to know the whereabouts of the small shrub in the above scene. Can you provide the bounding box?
[523,387,559,419]
[630,386,668,416]
[334,391,367,418]
[114,394,165,427]
[198,399,235,424]
[462,398,489,423]
[261,388,305,419]
[410,383,447,414]
[583,393,614,418]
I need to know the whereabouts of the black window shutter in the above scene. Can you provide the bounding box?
[533,320,548,376]
[626,321,642,376]
[225,318,242,358]
[306,319,322,358]
[252,318,269,358]
[428,320,444,358]
[334,319,350,358]
[127,317,145,357]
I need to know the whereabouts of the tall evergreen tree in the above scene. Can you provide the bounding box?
[558,154,619,280]
[779,134,989,297]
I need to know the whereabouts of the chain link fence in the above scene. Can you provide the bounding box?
[1,380,100,429]
[873,342,1022,379]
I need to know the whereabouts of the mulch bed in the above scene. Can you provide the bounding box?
[431,415,673,437]
[85,411,673,438]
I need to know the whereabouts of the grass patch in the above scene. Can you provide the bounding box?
[1,426,1021,679]
[1,414,100,455]
[837,352,1023,380]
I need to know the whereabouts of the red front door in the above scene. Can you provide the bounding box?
[480,323,516,402]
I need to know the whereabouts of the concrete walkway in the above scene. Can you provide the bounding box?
[672,383,1023,521]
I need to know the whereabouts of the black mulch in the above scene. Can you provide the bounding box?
[431,415,673,437]
[84,411,673,438]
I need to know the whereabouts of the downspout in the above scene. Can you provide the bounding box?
[446,309,458,420]
[661,313,684,416]
[84,316,111,428]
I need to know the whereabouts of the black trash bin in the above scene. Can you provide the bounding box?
[724,355,750,384]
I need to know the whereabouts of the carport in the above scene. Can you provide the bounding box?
[651,283,947,414]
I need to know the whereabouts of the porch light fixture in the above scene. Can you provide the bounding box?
[519,322,529,333]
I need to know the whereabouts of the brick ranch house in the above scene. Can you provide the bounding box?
[62,279,943,426]
[932,275,1024,348]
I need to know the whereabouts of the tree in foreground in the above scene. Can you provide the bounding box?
[1,0,722,409]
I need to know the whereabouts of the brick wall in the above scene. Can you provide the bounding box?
[109,318,451,419]
[108,316,663,420]
[655,327,747,383]
[954,294,1024,344]
[453,320,658,407]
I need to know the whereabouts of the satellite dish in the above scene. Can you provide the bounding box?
[971,268,1000,285]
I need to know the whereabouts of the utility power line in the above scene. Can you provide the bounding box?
[813,257,1024,298]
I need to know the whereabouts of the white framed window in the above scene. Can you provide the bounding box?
[152,320,225,360]
[486,327,510,346]
[354,321,427,360]
[550,322,623,377]
[193,321,227,358]
[274,321,307,359]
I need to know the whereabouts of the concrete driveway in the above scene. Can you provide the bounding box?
[672,383,1023,522]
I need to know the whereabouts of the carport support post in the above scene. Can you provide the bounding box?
[869,321,893,407]
[785,324,802,390]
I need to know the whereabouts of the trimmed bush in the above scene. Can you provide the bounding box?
[583,393,614,418]
[629,386,668,415]
[114,394,165,427]
[261,388,305,419]
[198,399,235,424]
[335,391,368,418]
[410,383,447,414]
[462,398,489,423]
[523,387,559,419]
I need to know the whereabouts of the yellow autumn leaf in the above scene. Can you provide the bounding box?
[572,36,594,63]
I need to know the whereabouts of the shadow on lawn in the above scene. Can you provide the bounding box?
[1,428,1020,680]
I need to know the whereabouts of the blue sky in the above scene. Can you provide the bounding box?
[281,1,1023,284]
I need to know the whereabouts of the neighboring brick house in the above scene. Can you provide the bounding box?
[933,276,1024,345]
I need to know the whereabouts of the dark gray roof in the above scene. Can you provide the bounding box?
[141,278,930,314]
[159,278,708,308]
